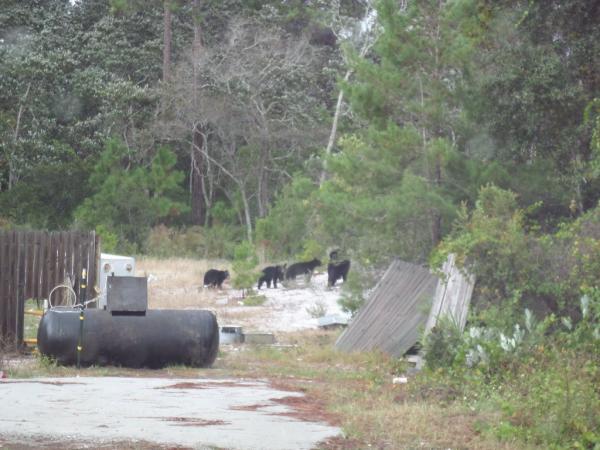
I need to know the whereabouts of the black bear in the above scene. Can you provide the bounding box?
[285,258,322,280]
[329,249,340,261]
[257,265,286,289]
[327,260,350,286]
[203,269,229,288]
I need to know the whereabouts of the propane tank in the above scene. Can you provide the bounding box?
[37,309,219,369]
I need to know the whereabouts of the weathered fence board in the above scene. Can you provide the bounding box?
[424,253,475,334]
[335,260,439,357]
[0,230,98,348]
[335,254,475,358]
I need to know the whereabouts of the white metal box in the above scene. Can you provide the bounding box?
[98,253,135,309]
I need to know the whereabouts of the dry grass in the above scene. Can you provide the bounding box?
[136,257,288,328]
[216,329,532,450]
[137,257,231,309]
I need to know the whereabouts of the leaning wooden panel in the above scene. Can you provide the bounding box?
[424,253,475,335]
[335,259,439,357]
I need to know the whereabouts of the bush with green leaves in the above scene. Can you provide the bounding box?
[337,263,374,316]
[433,184,600,318]
[0,158,92,230]
[231,241,259,297]
[255,175,318,259]
[144,224,243,259]
[75,138,188,251]
[418,297,600,449]
[422,317,464,371]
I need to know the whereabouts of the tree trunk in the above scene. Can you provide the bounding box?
[9,82,31,190]
[430,152,442,245]
[162,1,172,83]
[240,187,253,244]
[257,146,269,218]
[318,8,377,187]
[201,139,214,227]
[191,124,207,225]
[319,70,351,187]
[189,1,206,225]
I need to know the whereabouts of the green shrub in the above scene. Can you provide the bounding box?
[96,224,119,254]
[144,224,243,259]
[241,295,267,306]
[75,139,188,251]
[231,241,259,297]
[434,185,600,318]
[423,316,464,370]
[255,175,318,259]
[417,298,600,449]
[337,263,374,316]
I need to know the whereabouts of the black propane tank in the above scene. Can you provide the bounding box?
[37,309,219,368]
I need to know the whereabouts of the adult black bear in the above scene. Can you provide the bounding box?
[257,265,285,289]
[203,269,229,288]
[285,258,322,280]
[327,260,350,286]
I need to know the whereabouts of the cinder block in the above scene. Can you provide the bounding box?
[220,326,244,344]
[242,333,275,345]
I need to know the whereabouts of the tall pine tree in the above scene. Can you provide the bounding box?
[319,0,477,263]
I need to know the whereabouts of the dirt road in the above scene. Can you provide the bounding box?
[0,376,340,450]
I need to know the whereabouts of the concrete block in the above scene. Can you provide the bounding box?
[242,332,275,345]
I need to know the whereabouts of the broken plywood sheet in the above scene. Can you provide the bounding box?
[335,259,438,358]
[335,254,475,358]
[424,253,475,334]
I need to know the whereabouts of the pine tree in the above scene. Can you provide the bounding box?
[319,0,476,263]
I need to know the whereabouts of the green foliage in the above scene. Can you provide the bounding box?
[0,158,91,229]
[337,264,374,316]
[585,98,600,179]
[145,224,243,259]
[418,299,600,449]
[255,175,318,258]
[315,0,486,264]
[305,300,327,319]
[75,138,188,250]
[318,132,458,264]
[467,0,600,213]
[241,295,266,307]
[231,240,259,296]
[423,317,465,371]
[434,185,600,317]
[209,201,238,226]
[95,224,119,254]
[297,239,324,262]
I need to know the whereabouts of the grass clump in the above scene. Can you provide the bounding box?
[241,295,267,306]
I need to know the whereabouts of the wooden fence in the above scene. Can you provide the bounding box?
[0,230,99,348]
